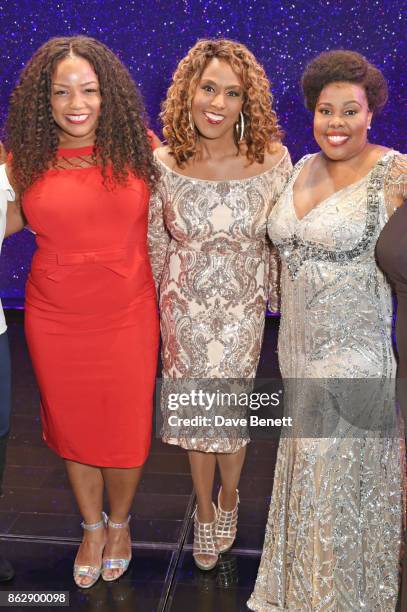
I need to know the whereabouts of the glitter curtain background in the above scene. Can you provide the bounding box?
[0,0,405,303]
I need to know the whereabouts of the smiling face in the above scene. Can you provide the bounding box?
[313,81,372,161]
[191,57,244,142]
[51,55,101,148]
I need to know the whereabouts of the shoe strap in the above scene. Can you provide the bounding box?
[192,502,217,525]
[193,502,218,556]
[73,564,100,578]
[107,514,131,529]
[80,512,107,531]
[217,489,239,539]
[217,488,239,514]
[102,558,130,570]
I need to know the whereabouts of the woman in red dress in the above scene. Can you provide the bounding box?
[4,36,159,587]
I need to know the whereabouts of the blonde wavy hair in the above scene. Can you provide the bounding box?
[161,39,283,166]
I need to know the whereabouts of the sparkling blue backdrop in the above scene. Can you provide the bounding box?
[0,0,405,304]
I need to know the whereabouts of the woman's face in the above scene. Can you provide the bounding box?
[313,81,372,161]
[191,57,244,142]
[51,55,101,147]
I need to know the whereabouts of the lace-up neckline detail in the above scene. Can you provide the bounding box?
[54,145,96,170]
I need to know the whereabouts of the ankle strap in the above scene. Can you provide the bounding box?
[107,514,131,529]
[218,488,239,511]
[80,511,107,531]
[193,502,217,524]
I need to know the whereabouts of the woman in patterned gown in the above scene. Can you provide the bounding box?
[148,39,292,570]
[248,50,406,611]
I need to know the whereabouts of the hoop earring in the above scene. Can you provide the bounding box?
[235,111,245,142]
[188,111,195,132]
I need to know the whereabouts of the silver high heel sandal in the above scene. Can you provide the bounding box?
[193,503,219,571]
[73,512,107,589]
[216,488,239,553]
[102,515,132,582]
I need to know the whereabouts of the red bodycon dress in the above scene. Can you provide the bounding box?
[23,146,159,467]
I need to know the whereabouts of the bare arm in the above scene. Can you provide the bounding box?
[5,201,25,237]
[1,161,25,237]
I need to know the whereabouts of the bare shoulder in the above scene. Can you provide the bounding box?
[370,144,392,160]
[373,144,392,154]
[263,143,288,170]
[155,145,177,170]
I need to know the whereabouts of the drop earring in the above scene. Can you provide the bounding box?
[235,111,245,142]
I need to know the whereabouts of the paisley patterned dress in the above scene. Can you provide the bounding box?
[248,151,407,611]
[148,148,292,452]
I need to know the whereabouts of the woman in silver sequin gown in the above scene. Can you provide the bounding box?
[248,51,406,611]
[148,39,292,571]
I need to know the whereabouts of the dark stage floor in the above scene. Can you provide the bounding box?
[1,312,405,611]
[0,312,281,612]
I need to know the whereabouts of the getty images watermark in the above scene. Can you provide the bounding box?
[166,388,293,429]
[155,377,403,439]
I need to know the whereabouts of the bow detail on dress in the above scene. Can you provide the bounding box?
[33,247,141,282]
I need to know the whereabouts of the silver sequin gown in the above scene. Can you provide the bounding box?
[148,148,292,452]
[248,151,406,611]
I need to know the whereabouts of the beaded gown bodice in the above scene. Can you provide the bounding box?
[269,150,398,380]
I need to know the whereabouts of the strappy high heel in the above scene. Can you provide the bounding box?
[102,515,132,582]
[193,503,219,571]
[216,488,239,553]
[73,512,107,589]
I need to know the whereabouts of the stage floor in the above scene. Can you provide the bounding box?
[0,312,404,611]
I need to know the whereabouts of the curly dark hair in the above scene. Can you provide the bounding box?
[301,50,388,115]
[5,35,159,192]
[161,38,282,167]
